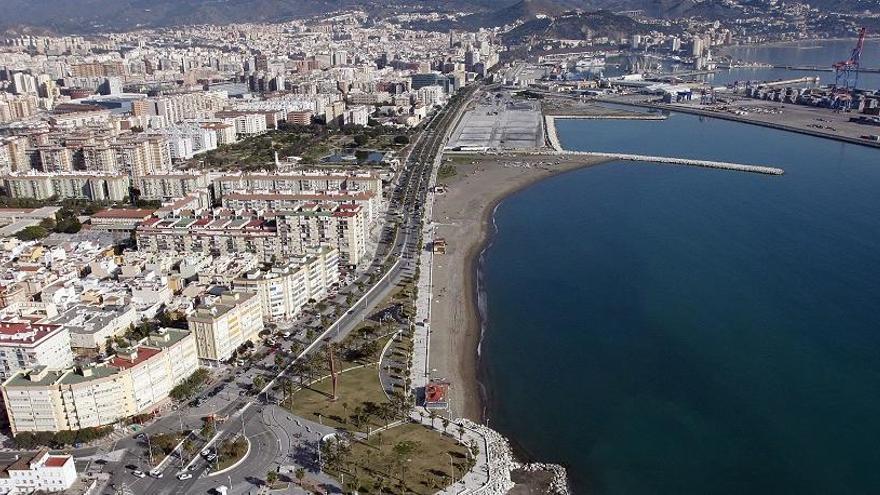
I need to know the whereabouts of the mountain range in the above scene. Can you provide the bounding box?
[0,0,877,34]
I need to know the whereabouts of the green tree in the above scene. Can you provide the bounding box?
[266,469,278,485]
[393,135,410,145]
[15,225,48,241]
[295,467,306,484]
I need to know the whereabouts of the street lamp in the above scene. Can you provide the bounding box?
[447,452,455,484]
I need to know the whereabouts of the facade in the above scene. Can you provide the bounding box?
[1,173,130,202]
[0,449,77,494]
[213,171,383,202]
[132,173,209,201]
[137,203,367,265]
[1,328,198,434]
[0,322,74,381]
[187,291,263,363]
[233,247,339,321]
[221,191,378,223]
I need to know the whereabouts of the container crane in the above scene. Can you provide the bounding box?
[832,27,867,110]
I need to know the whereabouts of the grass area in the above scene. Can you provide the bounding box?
[437,164,457,180]
[328,423,473,494]
[288,364,390,431]
[214,437,248,471]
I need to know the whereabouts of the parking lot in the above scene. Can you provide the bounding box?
[446,94,544,150]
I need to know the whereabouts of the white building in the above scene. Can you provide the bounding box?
[233,247,340,322]
[1,328,198,434]
[0,449,77,494]
[188,291,263,363]
[0,322,74,381]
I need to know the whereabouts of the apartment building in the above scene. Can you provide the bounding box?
[1,328,198,434]
[213,171,383,202]
[131,90,228,122]
[233,247,339,321]
[1,173,130,202]
[221,190,379,223]
[187,291,263,363]
[131,172,209,201]
[0,321,74,380]
[136,203,368,265]
[276,203,368,265]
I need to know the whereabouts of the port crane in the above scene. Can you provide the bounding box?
[832,27,867,109]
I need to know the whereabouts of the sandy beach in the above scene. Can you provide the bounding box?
[428,153,609,421]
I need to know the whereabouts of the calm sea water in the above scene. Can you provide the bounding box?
[480,112,880,494]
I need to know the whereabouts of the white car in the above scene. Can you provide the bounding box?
[132,470,146,478]
[150,470,164,479]
[177,472,192,480]
[201,449,211,457]
[206,454,217,462]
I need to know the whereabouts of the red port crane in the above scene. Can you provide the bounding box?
[832,27,867,109]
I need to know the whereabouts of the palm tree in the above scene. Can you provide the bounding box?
[441,417,450,433]
[457,424,465,442]
[295,467,306,485]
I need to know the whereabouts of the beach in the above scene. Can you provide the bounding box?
[428,153,608,421]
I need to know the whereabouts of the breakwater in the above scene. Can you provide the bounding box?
[550,151,784,175]
[542,115,784,175]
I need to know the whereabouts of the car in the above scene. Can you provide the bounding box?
[149,469,164,478]
[177,472,192,480]
[206,454,217,462]
[201,449,212,457]
[132,470,146,478]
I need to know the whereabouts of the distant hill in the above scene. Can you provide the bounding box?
[0,0,501,34]
[0,0,876,34]
[502,10,654,44]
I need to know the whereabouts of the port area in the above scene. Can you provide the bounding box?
[600,93,880,149]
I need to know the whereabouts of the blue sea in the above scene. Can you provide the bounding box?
[479,111,880,493]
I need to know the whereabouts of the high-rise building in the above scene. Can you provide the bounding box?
[188,291,263,363]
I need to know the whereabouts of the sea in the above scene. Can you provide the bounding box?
[479,40,880,495]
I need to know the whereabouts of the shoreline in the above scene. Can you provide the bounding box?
[428,153,609,423]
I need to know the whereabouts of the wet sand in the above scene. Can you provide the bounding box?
[428,153,609,420]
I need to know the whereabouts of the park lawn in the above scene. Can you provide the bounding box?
[214,437,248,471]
[338,331,395,370]
[337,423,471,495]
[289,364,389,431]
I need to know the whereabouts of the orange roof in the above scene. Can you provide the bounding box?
[110,346,162,370]
[43,456,70,468]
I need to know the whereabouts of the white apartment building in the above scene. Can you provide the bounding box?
[228,114,267,136]
[187,291,263,363]
[1,328,198,434]
[1,173,130,202]
[344,105,370,126]
[213,171,383,202]
[0,322,74,381]
[233,247,340,322]
[0,449,77,494]
[131,172,209,201]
